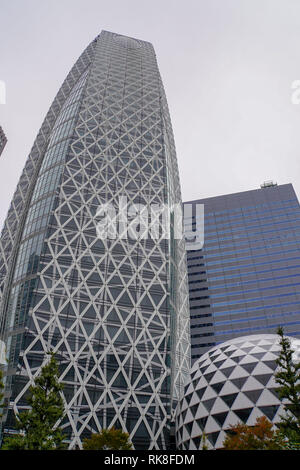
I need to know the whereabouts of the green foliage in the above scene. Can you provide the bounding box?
[83,427,133,450]
[274,327,300,449]
[1,353,66,450]
[222,416,286,450]
[200,432,208,450]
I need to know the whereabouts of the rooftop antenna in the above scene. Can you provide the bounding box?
[260,180,278,188]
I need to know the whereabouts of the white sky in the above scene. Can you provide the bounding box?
[1,0,300,229]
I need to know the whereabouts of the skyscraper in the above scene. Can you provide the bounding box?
[0,31,190,449]
[184,183,300,362]
[0,127,7,157]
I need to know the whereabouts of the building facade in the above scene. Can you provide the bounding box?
[176,333,300,449]
[184,183,300,362]
[0,127,7,157]
[0,31,190,449]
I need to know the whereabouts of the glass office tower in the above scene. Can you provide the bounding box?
[184,183,300,362]
[0,31,190,449]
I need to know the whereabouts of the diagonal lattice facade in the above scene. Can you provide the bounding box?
[176,334,300,449]
[0,31,190,449]
[0,127,7,158]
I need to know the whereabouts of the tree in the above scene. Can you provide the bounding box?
[83,427,133,450]
[222,416,285,450]
[1,352,66,450]
[199,432,208,450]
[274,326,300,449]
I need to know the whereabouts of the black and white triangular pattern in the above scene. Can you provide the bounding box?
[176,334,300,450]
[0,31,190,450]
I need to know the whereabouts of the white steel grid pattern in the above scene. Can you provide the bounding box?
[0,31,190,450]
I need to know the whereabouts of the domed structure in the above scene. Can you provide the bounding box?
[175,334,300,450]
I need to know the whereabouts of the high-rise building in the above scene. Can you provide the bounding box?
[0,31,190,449]
[0,127,7,157]
[184,183,300,362]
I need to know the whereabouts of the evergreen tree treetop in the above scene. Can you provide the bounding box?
[274,327,300,449]
[1,352,66,450]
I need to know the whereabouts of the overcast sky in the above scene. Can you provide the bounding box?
[1,0,300,228]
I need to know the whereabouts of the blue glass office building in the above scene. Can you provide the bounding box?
[184,183,300,362]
